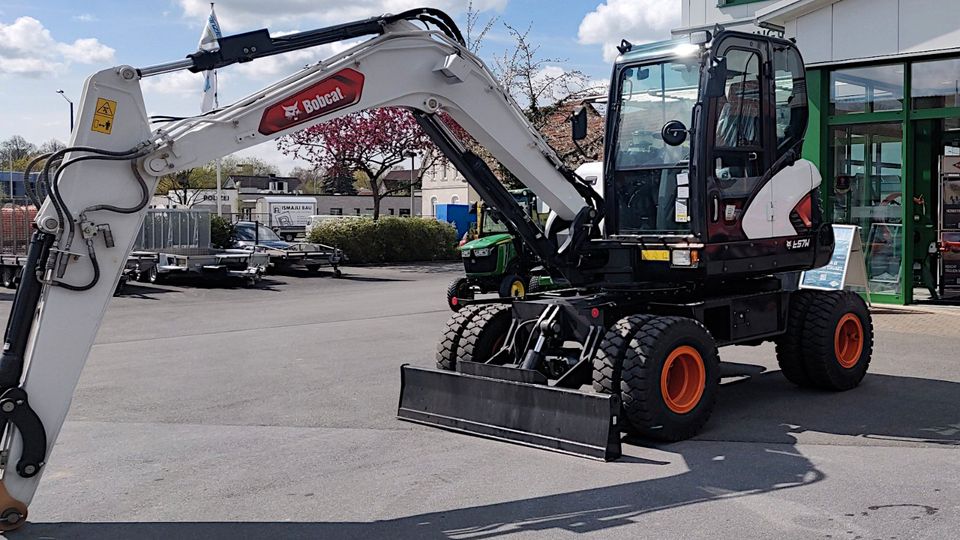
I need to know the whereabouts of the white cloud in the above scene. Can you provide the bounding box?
[0,16,115,77]
[578,0,681,63]
[73,13,98,22]
[177,0,506,32]
[141,70,207,96]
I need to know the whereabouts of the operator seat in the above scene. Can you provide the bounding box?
[716,80,760,148]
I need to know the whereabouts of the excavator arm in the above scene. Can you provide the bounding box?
[0,9,598,528]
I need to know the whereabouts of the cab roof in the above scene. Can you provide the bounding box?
[616,37,701,66]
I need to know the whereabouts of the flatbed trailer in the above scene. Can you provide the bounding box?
[127,249,268,286]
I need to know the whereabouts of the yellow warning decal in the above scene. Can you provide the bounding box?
[90,97,117,134]
[641,249,670,262]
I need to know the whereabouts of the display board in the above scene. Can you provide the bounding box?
[800,225,868,294]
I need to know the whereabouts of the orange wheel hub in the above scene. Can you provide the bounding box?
[834,313,863,368]
[660,346,706,414]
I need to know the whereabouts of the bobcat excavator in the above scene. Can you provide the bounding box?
[0,8,872,530]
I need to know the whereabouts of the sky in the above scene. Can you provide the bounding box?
[0,0,681,173]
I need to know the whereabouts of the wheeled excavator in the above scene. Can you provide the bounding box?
[0,8,872,530]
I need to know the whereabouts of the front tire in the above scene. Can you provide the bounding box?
[446,277,473,311]
[459,304,512,364]
[620,316,720,441]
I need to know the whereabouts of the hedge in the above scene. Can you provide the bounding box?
[306,217,459,264]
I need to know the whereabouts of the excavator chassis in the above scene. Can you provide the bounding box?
[398,276,872,461]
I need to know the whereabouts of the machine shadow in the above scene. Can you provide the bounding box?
[20,372,960,540]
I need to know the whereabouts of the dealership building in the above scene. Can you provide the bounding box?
[674,0,960,304]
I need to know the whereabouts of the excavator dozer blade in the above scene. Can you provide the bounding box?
[397,364,622,461]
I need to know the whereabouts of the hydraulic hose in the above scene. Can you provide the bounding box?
[22,153,53,209]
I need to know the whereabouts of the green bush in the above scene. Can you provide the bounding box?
[307,217,459,264]
[210,215,234,249]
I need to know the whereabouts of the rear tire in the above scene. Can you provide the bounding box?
[459,304,513,364]
[620,316,720,441]
[776,290,816,387]
[498,274,525,299]
[800,290,872,391]
[446,277,473,312]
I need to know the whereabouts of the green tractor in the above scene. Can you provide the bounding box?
[447,189,549,311]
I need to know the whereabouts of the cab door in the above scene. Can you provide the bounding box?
[703,34,776,242]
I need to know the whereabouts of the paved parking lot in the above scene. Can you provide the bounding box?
[6,263,960,539]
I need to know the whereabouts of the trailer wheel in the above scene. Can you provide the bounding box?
[459,304,513,365]
[592,315,655,395]
[446,277,473,311]
[775,290,816,387]
[147,266,163,284]
[333,268,342,278]
[498,274,525,299]
[436,305,485,370]
[620,316,720,441]
[800,290,872,391]
[1,267,15,289]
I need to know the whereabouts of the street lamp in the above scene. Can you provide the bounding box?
[56,90,74,133]
[404,151,417,217]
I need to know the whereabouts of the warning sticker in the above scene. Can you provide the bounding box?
[91,97,117,134]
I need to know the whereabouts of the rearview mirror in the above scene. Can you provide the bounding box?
[706,56,728,98]
[571,106,588,141]
[661,120,688,147]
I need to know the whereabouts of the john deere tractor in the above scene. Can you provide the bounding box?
[447,189,545,310]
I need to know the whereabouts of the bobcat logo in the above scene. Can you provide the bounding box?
[282,103,301,120]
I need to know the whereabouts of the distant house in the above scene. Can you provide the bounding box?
[226,174,303,195]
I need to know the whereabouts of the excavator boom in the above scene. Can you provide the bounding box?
[0,9,596,528]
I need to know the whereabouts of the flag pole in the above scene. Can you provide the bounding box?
[211,2,223,218]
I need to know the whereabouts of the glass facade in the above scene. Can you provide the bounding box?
[806,54,960,303]
[912,58,960,109]
[830,65,905,115]
[830,123,904,295]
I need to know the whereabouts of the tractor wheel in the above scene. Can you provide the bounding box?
[436,304,485,370]
[446,277,474,312]
[592,314,655,395]
[459,304,513,364]
[775,290,817,387]
[799,290,872,391]
[620,316,720,441]
[527,276,541,294]
[498,273,526,299]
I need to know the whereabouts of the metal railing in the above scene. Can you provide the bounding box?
[134,208,212,254]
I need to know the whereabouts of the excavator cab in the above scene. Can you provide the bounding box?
[586,31,832,281]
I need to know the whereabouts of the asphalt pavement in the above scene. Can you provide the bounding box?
[4,263,958,539]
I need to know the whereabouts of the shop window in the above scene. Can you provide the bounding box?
[830,64,904,115]
[831,122,903,295]
[773,45,808,158]
[911,58,960,109]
